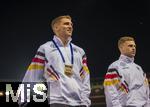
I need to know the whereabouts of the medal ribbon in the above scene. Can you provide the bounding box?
[52,39,74,65]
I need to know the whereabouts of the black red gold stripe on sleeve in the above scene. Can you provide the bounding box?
[82,58,87,65]
[105,68,120,79]
[32,51,45,64]
[50,65,60,79]
[104,68,121,86]
[104,79,120,86]
[32,58,45,64]
[28,64,44,71]
[79,67,83,73]
[82,54,86,59]
[36,51,45,57]
[47,68,59,80]
[105,73,119,79]
[107,68,122,78]
[82,54,87,65]
[107,68,118,73]
[120,83,129,93]
[124,80,128,87]
[79,67,84,77]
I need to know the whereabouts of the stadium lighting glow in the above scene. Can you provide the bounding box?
[0,91,4,96]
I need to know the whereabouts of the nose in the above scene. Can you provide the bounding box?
[69,24,73,28]
[132,46,136,51]
[68,24,73,30]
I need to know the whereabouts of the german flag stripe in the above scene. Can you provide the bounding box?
[104,79,120,86]
[121,83,129,93]
[28,64,44,71]
[83,66,90,74]
[80,70,85,76]
[105,73,119,79]
[50,65,60,78]
[79,67,83,73]
[47,68,59,80]
[32,58,45,64]
[46,70,57,81]
[36,51,45,57]
[107,68,122,78]
[124,80,129,87]
[82,58,87,65]
[80,74,85,79]
[107,68,118,72]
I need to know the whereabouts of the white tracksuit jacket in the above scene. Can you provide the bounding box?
[104,55,150,107]
[19,36,91,107]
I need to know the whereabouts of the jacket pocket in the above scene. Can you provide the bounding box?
[49,80,61,97]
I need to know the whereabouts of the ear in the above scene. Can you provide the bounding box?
[54,22,59,28]
[53,24,58,33]
[118,45,122,52]
[55,24,58,28]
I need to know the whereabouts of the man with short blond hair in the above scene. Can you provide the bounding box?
[118,36,134,48]
[104,36,150,107]
[19,15,91,107]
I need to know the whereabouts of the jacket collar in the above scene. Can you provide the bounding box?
[53,35,72,47]
[119,54,134,63]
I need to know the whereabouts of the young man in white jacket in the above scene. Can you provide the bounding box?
[19,15,91,107]
[104,36,150,107]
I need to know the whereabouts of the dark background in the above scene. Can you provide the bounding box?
[0,0,150,81]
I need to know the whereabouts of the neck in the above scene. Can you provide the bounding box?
[58,36,69,46]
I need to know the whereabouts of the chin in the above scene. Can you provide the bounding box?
[67,34,72,37]
[126,54,134,58]
[131,54,135,58]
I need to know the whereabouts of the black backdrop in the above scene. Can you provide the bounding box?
[0,0,150,81]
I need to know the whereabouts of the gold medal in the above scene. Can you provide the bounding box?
[64,65,73,77]
[52,40,74,77]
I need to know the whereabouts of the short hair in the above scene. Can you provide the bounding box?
[50,15,71,31]
[118,36,135,48]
